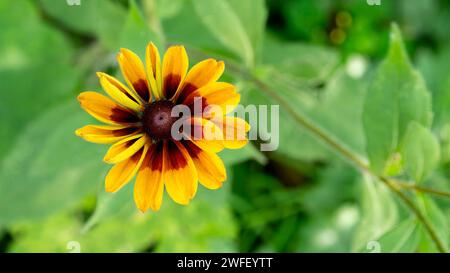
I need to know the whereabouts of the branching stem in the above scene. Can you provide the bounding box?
[189,46,448,253]
[248,71,448,253]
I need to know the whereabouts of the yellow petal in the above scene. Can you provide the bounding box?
[97,72,142,112]
[75,124,139,144]
[184,82,240,116]
[183,141,226,190]
[175,59,224,102]
[134,142,165,212]
[145,42,162,99]
[213,116,250,149]
[186,117,225,153]
[117,48,151,102]
[77,91,139,125]
[162,45,188,100]
[103,134,148,164]
[163,140,198,205]
[105,145,148,192]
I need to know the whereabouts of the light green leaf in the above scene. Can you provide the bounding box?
[8,204,155,253]
[418,46,450,128]
[0,101,107,225]
[352,174,398,252]
[244,68,366,162]
[84,183,237,252]
[262,36,339,84]
[376,218,421,253]
[8,211,82,253]
[192,0,266,67]
[117,0,161,56]
[82,145,260,232]
[82,183,134,233]
[417,194,449,252]
[227,0,267,62]
[155,0,184,19]
[219,144,266,166]
[150,186,237,252]
[363,24,433,174]
[400,122,440,183]
[0,0,79,159]
[162,2,222,56]
[39,0,126,49]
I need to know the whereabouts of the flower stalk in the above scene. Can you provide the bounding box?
[249,73,448,253]
[189,45,449,253]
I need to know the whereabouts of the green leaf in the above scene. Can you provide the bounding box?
[226,0,267,63]
[302,162,359,213]
[0,0,79,159]
[8,204,155,253]
[0,101,107,225]
[352,174,398,252]
[362,24,432,174]
[117,0,160,56]
[12,196,233,252]
[81,183,134,233]
[244,68,366,162]
[150,186,237,252]
[155,0,184,19]
[39,0,127,50]
[219,144,266,166]
[192,0,267,67]
[82,145,263,233]
[84,183,237,252]
[262,36,339,84]
[162,2,223,56]
[400,122,440,182]
[8,211,82,252]
[417,46,450,133]
[417,194,449,252]
[376,218,421,253]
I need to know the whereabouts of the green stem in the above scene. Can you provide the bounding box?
[143,0,166,46]
[248,72,447,253]
[394,180,450,199]
[188,46,448,252]
[378,177,447,252]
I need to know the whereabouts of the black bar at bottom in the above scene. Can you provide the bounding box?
[0,253,447,272]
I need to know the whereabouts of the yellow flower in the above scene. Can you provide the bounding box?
[75,43,249,212]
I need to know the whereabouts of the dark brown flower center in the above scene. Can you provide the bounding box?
[142,100,179,140]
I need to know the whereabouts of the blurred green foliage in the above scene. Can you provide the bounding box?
[0,0,449,253]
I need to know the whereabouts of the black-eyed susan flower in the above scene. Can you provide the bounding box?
[76,43,249,212]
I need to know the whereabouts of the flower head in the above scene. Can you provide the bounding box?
[76,43,249,212]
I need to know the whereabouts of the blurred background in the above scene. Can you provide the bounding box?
[0,0,449,252]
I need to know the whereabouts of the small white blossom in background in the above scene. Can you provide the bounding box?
[346,55,368,79]
[335,205,359,230]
